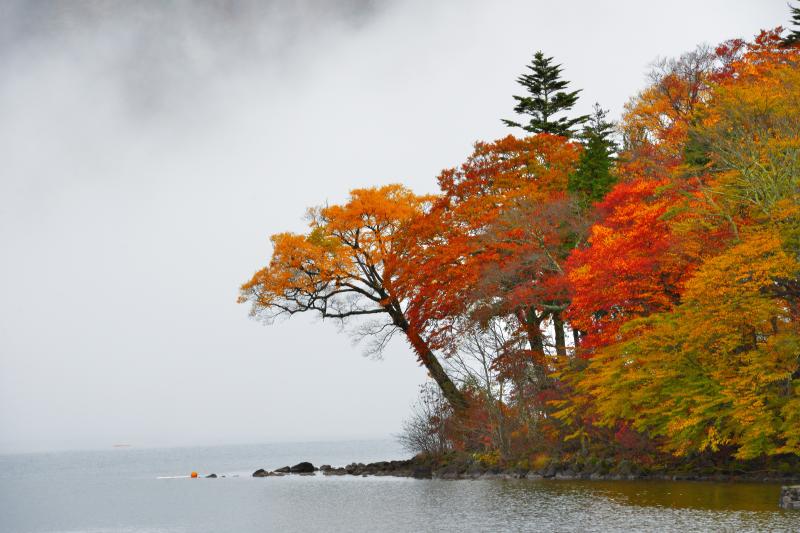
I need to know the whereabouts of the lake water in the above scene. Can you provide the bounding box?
[1,440,797,532]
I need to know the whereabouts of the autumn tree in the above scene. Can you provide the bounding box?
[502,51,589,137]
[560,28,800,460]
[573,229,800,458]
[475,195,587,358]
[691,40,800,218]
[566,178,697,349]
[401,135,583,403]
[620,45,717,170]
[239,185,468,411]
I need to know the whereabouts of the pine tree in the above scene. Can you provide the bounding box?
[783,1,800,47]
[568,104,617,204]
[503,51,589,137]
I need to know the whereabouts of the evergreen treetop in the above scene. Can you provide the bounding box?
[503,51,589,137]
[569,104,618,204]
[783,1,800,47]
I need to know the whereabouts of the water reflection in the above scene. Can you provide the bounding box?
[496,479,785,511]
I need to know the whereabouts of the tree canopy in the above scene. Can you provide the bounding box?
[242,24,800,467]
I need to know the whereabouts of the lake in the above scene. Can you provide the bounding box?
[1,440,797,532]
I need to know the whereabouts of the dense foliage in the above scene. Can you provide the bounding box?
[241,21,800,469]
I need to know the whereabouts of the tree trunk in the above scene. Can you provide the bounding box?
[523,307,545,362]
[521,307,550,387]
[399,322,469,412]
[553,311,567,357]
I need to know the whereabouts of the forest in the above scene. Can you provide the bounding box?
[240,11,800,476]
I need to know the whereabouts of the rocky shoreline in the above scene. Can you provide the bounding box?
[251,456,800,484]
[247,457,800,509]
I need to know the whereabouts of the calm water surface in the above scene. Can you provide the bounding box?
[0,440,797,532]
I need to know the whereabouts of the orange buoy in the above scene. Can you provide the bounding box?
[191,471,198,478]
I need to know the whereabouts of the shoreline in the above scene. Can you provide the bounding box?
[251,456,800,484]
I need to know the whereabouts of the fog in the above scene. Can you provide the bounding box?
[0,0,787,453]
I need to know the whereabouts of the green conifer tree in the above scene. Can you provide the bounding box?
[568,104,617,205]
[783,1,800,47]
[503,51,589,137]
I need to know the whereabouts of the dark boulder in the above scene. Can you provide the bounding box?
[252,469,269,477]
[412,465,432,479]
[206,473,217,478]
[274,466,291,473]
[465,463,486,479]
[555,469,576,480]
[319,464,332,472]
[780,485,800,510]
[290,462,315,473]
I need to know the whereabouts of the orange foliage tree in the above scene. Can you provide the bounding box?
[401,135,582,375]
[239,185,469,411]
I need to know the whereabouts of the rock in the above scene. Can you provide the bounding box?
[290,462,315,473]
[274,466,291,473]
[616,460,632,477]
[252,469,269,477]
[465,463,486,479]
[556,470,576,480]
[206,473,217,478]
[412,466,432,479]
[319,464,332,472]
[323,468,347,476]
[780,485,800,510]
[433,463,463,480]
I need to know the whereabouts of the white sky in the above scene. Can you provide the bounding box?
[0,0,790,453]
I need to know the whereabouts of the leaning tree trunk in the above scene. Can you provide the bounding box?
[394,317,469,412]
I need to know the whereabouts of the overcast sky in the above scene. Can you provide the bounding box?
[0,0,790,453]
